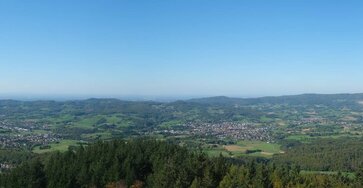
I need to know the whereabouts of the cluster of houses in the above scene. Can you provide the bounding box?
[186,122,273,141]
[157,122,273,142]
[0,163,14,172]
[0,119,59,149]
[0,119,51,131]
[0,133,60,149]
[289,118,327,126]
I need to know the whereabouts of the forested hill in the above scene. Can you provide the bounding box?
[1,139,362,188]
[2,93,363,109]
[0,99,161,115]
[1,93,363,124]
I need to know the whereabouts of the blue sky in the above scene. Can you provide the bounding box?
[1,0,363,99]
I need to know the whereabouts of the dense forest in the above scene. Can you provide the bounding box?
[1,139,363,188]
[273,138,363,172]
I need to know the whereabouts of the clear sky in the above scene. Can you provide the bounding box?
[1,0,363,99]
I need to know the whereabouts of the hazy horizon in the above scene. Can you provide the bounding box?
[1,91,363,102]
[1,1,363,97]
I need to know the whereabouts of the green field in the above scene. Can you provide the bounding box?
[70,116,101,129]
[236,140,282,153]
[81,132,113,140]
[204,140,283,158]
[204,148,231,157]
[158,120,183,128]
[32,140,84,153]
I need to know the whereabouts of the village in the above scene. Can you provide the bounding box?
[157,122,273,142]
[0,120,60,149]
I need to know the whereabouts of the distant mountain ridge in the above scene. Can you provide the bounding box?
[1,93,363,106]
[187,93,363,106]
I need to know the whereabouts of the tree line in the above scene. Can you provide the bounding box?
[1,139,363,188]
[274,138,363,172]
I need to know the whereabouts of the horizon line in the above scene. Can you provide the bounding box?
[0,92,362,102]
